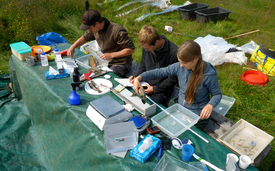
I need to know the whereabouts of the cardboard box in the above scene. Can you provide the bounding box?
[218,119,274,164]
[9,42,32,61]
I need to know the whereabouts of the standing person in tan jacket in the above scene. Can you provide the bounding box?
[68,1,135,77]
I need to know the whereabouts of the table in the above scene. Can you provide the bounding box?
[8,43,258,171]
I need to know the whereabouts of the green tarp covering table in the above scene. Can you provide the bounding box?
[2,43,258,171]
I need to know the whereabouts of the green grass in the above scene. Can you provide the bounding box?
[1,0,275,170]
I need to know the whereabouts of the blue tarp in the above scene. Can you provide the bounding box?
[36,32,68,45]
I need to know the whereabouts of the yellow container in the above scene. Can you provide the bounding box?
[9,41,32,61]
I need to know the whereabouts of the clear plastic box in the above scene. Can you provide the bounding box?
[213,95,235,116]
[76,53,109,70]
[153,154,204,171]
[151,104,200,137]
[189,162,207,171]
[104,121,138,154]
[75,54,91,69]
[218,119,274,163]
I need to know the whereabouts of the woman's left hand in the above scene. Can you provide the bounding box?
[200,104,213,119]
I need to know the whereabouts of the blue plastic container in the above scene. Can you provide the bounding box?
[182,144,194,162]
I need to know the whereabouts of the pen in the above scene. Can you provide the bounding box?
[132,71,135,79]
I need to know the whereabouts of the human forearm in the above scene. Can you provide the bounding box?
[71,36,86,49]
[111,48,134,58]
[67,36,87,58]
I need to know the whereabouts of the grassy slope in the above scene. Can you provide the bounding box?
[1,0,275,170]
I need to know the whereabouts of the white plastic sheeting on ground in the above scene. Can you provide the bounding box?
[194,35,258,66]
[115,0,191,21]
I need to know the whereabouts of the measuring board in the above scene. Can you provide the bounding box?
[112,85,156,117]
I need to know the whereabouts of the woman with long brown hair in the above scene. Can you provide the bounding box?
[133,40,222,129]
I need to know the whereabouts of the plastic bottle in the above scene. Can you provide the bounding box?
[54,48,63,69]
[41,51,49,67]
[69,82,81,105]
[54,48,61,62]
[36,48,41,61]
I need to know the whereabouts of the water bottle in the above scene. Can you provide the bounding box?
[54,48,63,69]
[41,51,49,67]
[54,48,61,62]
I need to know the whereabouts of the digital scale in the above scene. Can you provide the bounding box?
[86,95,133,131]
[86,84,157,131]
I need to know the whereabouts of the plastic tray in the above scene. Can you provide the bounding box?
[218,119,274,163]
[76,53,109,70]
[153,154,204,171]
[151,104,200,137]
[178,2,209,20]
[75,54,92,69]
[195,7,231,23]
[213,95,235,116]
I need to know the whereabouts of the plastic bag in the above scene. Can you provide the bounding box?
[36,32,68,45]
[237,40,258,55]
[195,34,236,66]
[134,1,190,22]
[224,52,247,65]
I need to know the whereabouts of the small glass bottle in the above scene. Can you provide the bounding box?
[41,51,49,67]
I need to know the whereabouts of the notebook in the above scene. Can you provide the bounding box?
[89,95,125,119]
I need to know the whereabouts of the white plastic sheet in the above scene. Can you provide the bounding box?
[134,1,191,21]
[194,34,249,66]
[237,40,258,55]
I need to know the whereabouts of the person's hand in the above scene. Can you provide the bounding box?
[67,47,75,59]
[200,104,213,119]
[129,75,134,84]
[144,84,154,95]
[100,53,112,61]
[133,76,143,94]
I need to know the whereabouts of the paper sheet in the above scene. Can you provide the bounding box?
[114,78,148,87]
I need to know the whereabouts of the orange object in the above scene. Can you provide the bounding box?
[32,45,51,53]
[31,48,37,61]
[241,70,269,86]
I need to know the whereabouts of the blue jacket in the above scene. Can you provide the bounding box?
[140,61,222,116]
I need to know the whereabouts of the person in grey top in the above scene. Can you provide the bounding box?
[129,26,178,106]
[133,40,222,129]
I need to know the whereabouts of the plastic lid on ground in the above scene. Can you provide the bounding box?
[241,70,269,86]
